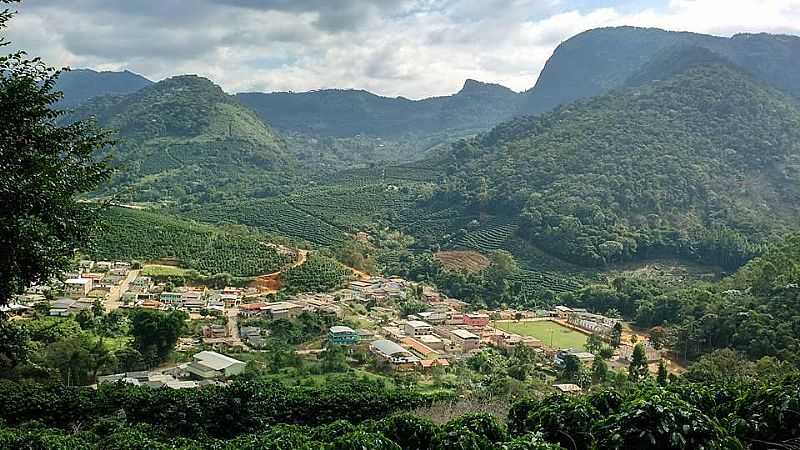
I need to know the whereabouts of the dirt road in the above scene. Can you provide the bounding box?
[104,269,140,312]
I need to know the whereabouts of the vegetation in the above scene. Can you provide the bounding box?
[0,3,113,304]
[559,232,800,363]
[66,74,295,204]
[433,61,799,269]
[90,207,293,277]
[281,253,352,293]
[0,375,797,449]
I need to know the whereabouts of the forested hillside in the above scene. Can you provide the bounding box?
[68,75,295,204]
[522,26,800,114]
[89,207,293,277]
[431,61,800,268]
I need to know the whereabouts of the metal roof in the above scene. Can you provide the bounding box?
[451,329,479,339]
[330,325,355,334]
[193,351,245,371]
[370,339,409,356]
[406,320,432,328]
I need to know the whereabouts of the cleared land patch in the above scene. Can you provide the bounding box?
[435,251,491,273]
[494,320,588,351]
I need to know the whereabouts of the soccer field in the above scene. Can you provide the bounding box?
[494,320,588,350]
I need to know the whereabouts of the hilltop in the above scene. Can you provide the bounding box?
[68,75,295,203]
[522,26,800,114]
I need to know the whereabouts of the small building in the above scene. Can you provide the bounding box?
[381,326,405,341]
[554,306,574,319]
[328,326,359,346]
[554,349,595,367]
[463,313,490,328]
[263,302,304,320]
[95,261,113,272]
[160,292,182,306]
[404,320,433,337]
[418,311,448,325]
[419,358,450,371]
[450,328,480,352]
[186,351,246,379]
[64,278,92,298]
[370,339,419,370]
[401,337,438,359]
[202,324,228,338]
[417,334,444,351]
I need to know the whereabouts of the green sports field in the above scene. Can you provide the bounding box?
[494,320,588,350]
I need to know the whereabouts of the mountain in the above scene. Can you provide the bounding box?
[431,59,800,268]
[55,68,152,107]
[522,26,800,114]
[70,75,294,204]
[236,79,522,137]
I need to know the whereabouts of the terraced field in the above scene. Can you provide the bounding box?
[456,218,519,251]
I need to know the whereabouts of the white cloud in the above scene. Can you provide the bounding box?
[3,0,800,99]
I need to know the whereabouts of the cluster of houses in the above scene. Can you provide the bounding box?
[97,350,246,389]
[50,261,133,316]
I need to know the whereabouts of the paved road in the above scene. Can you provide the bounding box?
[104,269,140,312]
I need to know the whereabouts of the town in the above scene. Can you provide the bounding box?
[6,256,665,393]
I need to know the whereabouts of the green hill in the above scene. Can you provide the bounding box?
[88,206,294,277]
[69,75,295,204]
[429,61,800,269]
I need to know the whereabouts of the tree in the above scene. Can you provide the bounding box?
[610,322,623,348]
[0,1,113,304]
[656,359,668,385]
[649,326,667,350]
[628,344,649,382]
[585,333,603,354]
[592,355,608,383]
[129,309,187,366]
[0,319,31,370]
[561,354,583,383]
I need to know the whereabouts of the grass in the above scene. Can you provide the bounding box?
[494,320,588,351]
[141,264,192,277]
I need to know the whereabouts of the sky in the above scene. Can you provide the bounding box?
[4,0,800,99]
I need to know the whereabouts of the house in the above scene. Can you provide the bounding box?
[419,358,450,371]
[418,311,448,325]
[64,278,92,298]
[328,325,359,346]
[202,324,228,338]
[370,339,419,370]
[186,351,246,379]
[130,276,153,292]
[401,337,438,359]
[417,334,444,351]
[450,329,481,352]
[356,329,375,341]
[263,302,303,320]
[554,306,574,319]
[554,349,595,367]
[95,261,113,272]
[239,302,269,317]
[78,260,95,271]
[463,313,490,328]
[404,320,433,337]
[381,326,405,341]
[160,292,183,306]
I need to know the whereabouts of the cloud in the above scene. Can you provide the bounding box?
[3,0,800,99]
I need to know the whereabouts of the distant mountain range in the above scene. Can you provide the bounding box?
[236,79,522,137]
[60,26,800,212]
[55,68,153,107]
[522,26,800,114]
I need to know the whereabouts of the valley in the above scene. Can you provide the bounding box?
[3,7,800,448]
